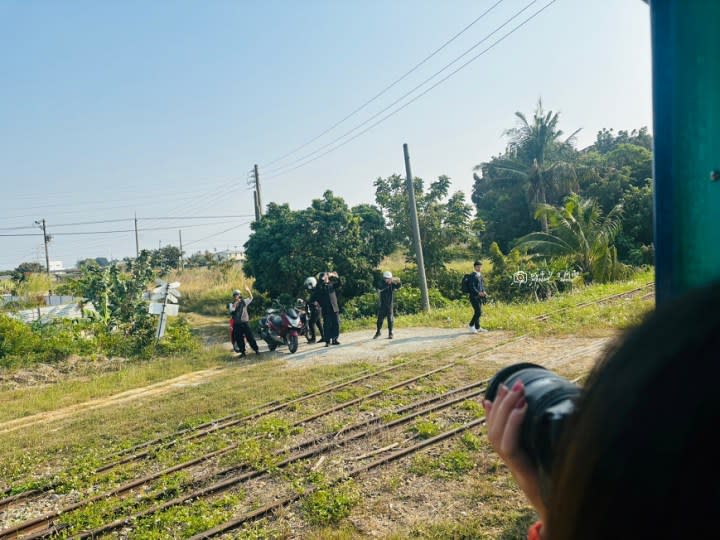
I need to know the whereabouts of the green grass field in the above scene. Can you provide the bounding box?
[0,267,656,539]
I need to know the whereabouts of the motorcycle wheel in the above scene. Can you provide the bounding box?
[266,339,277,351]
[288,334,299,354]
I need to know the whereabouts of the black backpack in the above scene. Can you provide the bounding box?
[460,273,474,294]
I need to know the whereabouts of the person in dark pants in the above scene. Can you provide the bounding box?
[468,260,488,333]
[314,271,341,346]
[374,270,401,339]
[303,276,324,344]
[230,285,259,357]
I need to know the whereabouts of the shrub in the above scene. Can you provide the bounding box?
[302,480,360,526]
[157,316,200,355]
[343,286,448,319]
[0,314,41,366]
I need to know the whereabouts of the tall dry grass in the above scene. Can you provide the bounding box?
[168,264,252,316]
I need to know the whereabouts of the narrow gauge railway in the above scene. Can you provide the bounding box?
[0,286,653,538]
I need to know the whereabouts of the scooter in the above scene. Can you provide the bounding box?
[258,300,304,353]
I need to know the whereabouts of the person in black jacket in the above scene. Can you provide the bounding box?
[314,271,341,346]
[468,260,488,333]
[374,270,401,339]
[303,276,324,344]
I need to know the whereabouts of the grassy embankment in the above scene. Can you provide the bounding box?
[0,264,655,539]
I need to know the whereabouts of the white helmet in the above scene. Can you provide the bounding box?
[382,271,393,279]
[232,289,241,296]
[304,276,317,289]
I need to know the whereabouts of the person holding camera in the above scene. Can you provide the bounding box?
[483,281,720,540]
[303,276,324,344]
[314,271,341,347]
[374,270,401,339]
[468,260,488,333]
[229,284,259,357]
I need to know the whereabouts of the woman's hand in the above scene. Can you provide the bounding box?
[484,380,547,523]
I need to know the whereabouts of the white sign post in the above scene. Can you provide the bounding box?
[149,279,181,340]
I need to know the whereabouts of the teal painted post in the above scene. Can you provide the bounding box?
[649,0,720,305]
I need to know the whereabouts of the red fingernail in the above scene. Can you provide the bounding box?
[512,380,523,392]
[515,398,526,409]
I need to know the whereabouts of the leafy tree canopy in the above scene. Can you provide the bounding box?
[243,191,393,301]
[11,262,45,283]
[374,174,473,277]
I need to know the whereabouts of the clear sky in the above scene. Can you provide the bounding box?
[0,0,652,271]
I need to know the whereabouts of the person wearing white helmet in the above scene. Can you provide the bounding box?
[374,270,401,339]
[229,284,259,357]
[303,276,324,343]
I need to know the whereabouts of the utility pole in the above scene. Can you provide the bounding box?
[253,190,260,222]
[178,230,184,272]
[254,164,263,218]
[403,143,430,312]
[35,218,51,295]
[134,213,140,256]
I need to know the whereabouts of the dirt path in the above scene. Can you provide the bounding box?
[0,367,226,435]
[0,327,618,434]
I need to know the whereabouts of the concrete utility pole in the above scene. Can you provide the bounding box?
[648,0,720,305]
[134,213,140,256]
[254,164,263,218]
[34,218,51,294]
[178,230,184,272]
[403,143,430,312]
[253,190,261,222]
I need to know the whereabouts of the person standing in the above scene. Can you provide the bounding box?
[230,284,259,357]
[468,260,488,333]
[304,276,324,344]
[374,271,401,339]
[315,271,341,346]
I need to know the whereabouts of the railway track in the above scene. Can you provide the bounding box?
[0,285,654,538]
[22,381,491,540]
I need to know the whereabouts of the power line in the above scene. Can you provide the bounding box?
[50,221,248,236]
[140,215,254,221]
[265,0,557,181]
[264,0,542,178]
[183,221,253,247]
[260,0,507,170]
[0,214,255,231]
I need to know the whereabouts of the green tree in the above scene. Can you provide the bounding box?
[616,180,654,265]
[11,262,45,283]
[77,250,155,332]
[472,156,538,253]
[477,100,580,233]
[374,174,473,278]
[148,245,182,273]
[593,127,653,154]
[515,193,627,283]
[243,191,391,300]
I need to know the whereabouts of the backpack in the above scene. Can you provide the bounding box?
[460,273,474,294]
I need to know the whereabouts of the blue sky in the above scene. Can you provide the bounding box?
[0,0,652,270]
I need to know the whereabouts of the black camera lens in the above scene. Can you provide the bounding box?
[485,362,580,476]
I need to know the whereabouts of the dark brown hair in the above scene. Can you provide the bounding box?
[546,282,720,539]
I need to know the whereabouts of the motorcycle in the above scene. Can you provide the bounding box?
[258,300,304,353]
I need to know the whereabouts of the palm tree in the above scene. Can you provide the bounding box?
[476,100,580,232]
[515,193,626,283]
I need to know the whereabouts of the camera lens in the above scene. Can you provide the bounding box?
[485,363,580,475]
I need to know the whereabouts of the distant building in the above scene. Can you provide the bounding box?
[213,250,244,263]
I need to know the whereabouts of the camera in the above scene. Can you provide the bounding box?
[485,362,580,479]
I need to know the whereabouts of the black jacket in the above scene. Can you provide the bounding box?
[378,279,401,309]
[313,278,341,314]
[469,272,485,297]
